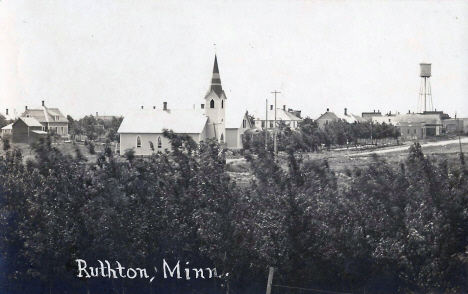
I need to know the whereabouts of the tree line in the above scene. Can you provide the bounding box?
[244,118,400,153]
[0,132,467,293]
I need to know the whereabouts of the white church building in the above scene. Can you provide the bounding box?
[118,55,253,155]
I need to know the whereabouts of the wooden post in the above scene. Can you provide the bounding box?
[266,267,274,294]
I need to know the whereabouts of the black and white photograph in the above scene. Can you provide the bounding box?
[1,1,468,293]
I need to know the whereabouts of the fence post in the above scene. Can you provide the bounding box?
[266,267,274,294]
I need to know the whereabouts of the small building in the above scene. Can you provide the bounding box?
[21,101,69,136]
[1,123,13,138]
[225,110,254,149]
[254,105,302,130]
[443,119,464,133]
[316,108,365,128]
[11,117,47,143]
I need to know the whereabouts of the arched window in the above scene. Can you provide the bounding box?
[210,99,215,108]
[220,133,224,143]
[157,136,162,148]
[136,136,141,148]
[221,100,224,109]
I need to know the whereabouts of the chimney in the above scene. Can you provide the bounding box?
[201,104,205,109]
[373,110,375,113]
[5,109,8,115]
[163,102,167,110]
[283,105,286,110]
[378,110,380,113]
[270,105,273,110]
[344,108,347,115]
[96,112,98,117]
[42,100,45,106]
[141,106,144,109]
[153,106,156,109]
[389,111,391,115]
[408,110,410,114]
[25,106,27,111]
[327,108,329,112]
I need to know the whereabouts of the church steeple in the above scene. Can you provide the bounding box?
[211,55,224,97]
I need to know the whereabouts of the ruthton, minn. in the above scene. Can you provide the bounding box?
[76,259,218,282]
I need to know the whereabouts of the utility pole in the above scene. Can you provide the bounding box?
[265,99,268,151]
[271,90,280,155]
[266,267,274,294]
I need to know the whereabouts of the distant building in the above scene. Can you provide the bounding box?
[20,101,69,136]
[0,108,17,123]
[1,123,13,138]
[316,108,365,128]
[373,113,442,139]
[362,110,382,121]
[254,105,303,130]
[95,113,120,122]
[11,117,47,143]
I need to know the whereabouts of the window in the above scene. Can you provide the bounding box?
[157,136,162,148]
[261,121,265,128]
[210,99,215,108]
[414,129,416,134]
[270,121,273,128]
[221,100,224,108]
[220,134,224,143]
[136,136,141,148]
[407,129,410,134]
[55,116,60,121]
[243,119,246,128]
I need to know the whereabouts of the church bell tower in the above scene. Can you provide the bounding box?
[204,55,226,143]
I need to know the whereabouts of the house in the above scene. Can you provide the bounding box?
[21,101,69,136]
[0,108,17,123]
[118,54,253,155]
[11,117,47,143]
[316,108,365,128]
[254,105,303,130]
[1,124,13,138]
[225,110,254,149]
[373,113,442,139]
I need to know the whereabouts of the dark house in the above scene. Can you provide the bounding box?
[12,117,47,143]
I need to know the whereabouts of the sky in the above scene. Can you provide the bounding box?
[1,0,467,120]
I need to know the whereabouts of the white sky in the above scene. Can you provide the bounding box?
[1,0,467,119]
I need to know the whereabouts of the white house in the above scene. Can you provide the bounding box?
[316,108,366,128]
[254,105,302,130]
[1,123,13,138]
[118,55,252,155]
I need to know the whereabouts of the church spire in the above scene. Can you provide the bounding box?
[211,55,223,97]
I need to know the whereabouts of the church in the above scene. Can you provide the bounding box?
[117,55,253,156]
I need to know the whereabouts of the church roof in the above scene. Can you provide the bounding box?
[210,55,224,98]
[118,109,208,134]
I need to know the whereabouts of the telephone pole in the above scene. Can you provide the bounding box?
[265,99,268,151]
[271,90,280,155]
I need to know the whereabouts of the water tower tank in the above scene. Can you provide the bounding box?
[420,63,431,77]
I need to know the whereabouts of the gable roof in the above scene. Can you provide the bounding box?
[317,111,365,123]
[118,109,208,134]
[22,106,67,123]
[1,123,13,130]
[17,117,43,127]
[226,110,251,129]
[255,108,302,122]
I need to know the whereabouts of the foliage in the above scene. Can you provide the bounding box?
[1,134,467,294]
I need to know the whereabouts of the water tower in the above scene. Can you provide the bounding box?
[418,63,434,113]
